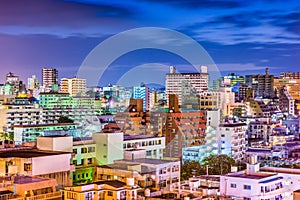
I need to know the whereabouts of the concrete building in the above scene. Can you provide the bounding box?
[166,66,208,105]
[245,68,275,98]
[62,179,140,200]
[13,123,77,145]
[123,135,165,159]
[182,91,221,111]
[132,83,150,111]
[220,157,285,200]
[93,132,124,165]
[172,175,220,198]
[60,77,87,96]
[42,68,58,92]
[72,139,97,185]
[27,75,39,92]
[0,104,42,135]
[220,155,300,200]
[0,148,73,187]
[279,86,295,116]
[223,73,245,87]
[248,120,272,147]
[97,149,180,191]
[164,110,207,158]
[0,176,62,200]
[270,126,294,146]
[280,72,300,79]
[217,122,247,161]
[5,72,20,95]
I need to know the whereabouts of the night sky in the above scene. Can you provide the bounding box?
[0,0,299,86]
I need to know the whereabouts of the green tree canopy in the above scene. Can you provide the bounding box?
[181,154,237,180]
[181,160,205,180]
[202,154,236,175]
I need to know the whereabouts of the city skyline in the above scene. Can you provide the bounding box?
[0,0,299,86]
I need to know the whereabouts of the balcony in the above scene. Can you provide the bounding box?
[26,191,62,200]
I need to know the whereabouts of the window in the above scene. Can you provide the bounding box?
[107,191,113,196]
[81,148,87,154]
[87,158,93,164]
[24,163,32,171]
[73,149,77,154]
[146,150,151,156]
[88,147,95,153]
[230,183,237,188]
[244,198,251,200]
[244,185,251,190]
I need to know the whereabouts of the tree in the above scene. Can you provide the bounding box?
[202,154,236,175]
[58,116,74,123]
[181,161,205,180]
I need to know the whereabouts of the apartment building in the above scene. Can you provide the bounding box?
[220,159,284,200]
[166,66,208,105]
[217,122,247,161]
[0,104,42,134]
[0,176,62,200]
[60,77,87,96]
[245,68,275,98]
[0,149,73,187]
[123,134,165,159]
[13,123,77,145]
[97,149,180,191]
[42,68,58,92]
[62,179,140,200]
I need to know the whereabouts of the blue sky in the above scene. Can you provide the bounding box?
[0,0,299,86]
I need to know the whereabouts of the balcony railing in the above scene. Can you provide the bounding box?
[26,191,62,200]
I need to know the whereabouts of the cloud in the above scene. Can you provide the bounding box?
[138,0,244,9]
[179,9,300,45]
[0,0,135,36]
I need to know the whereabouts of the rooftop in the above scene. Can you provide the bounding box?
[0,190,13,195]
[94,180,126,188]
[261,167,300,175]
[220,122,247,127]
[225,171,275,180]
[14,176,45,184]
[13,123,75,128]
[0,149,70,158]
[123,134,160,141]
[118,158,179,165]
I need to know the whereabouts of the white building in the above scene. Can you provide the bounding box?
[123,135,165,159]
[220,156,300,200]
[0,104,42,134]
[93,132,124,165]
[0,148,73,187]
[166,66,208,105]
[217,122,247,161]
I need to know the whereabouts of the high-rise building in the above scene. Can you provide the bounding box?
[5,72,20,95]
[27,75,39,91]
[280,72,300,79]
[217,121,247,161]
[166,65,208,105]
[245,68,274,98]
[60,77,87,96]
[279,86,295,116]
[132,83,150,111]
[223,73,245,86]
[42,68,58,92]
